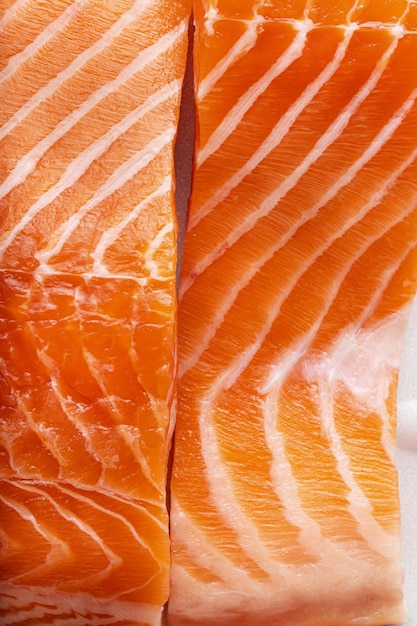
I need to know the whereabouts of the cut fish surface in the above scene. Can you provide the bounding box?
[169,0,417,624]
[0,0,191,624]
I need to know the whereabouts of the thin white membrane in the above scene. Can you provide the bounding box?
[184,29,403,274]
[47,370,163,499]
[0,22,186,194]
[180,108,417,380]
[196,22,311,167]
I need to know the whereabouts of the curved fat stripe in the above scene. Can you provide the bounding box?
[194,197,417,509]
[144,222,175,277]
[171,498,264,590]
[58,485,164,557]
[7,482,122,588]
[197,12,264,100]
[0,492,72,579]
[262,388,339,555]
[0,0,90,84]
[196,24,309,167]
[195,379,292,572]
[0,126,175,261]
[0,18,186,180]
[180,135,417,380]
[263,382,399,561]
[261,212,417,398]
[19,481,162,578]
[92,176,172,273]
[313,356,401,557]
[184,31,402,281]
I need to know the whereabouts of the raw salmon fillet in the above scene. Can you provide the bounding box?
[0,0,190,624]
[169,0,417,624]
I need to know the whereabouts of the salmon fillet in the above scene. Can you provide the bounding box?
[0,1,191,624]
[169,0,417,624]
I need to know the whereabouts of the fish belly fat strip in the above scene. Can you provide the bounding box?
[0,1,191,624]
[169,0,417,624]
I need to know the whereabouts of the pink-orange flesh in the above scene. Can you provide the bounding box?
[169,1,417,624]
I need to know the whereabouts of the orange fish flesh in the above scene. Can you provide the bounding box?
[169,0,417,624]
[0,0,191,624]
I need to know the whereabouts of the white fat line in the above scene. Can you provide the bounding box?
[0,584,162,625]
[7,481,123,587]
[92,176,172,274]
[259,264,416,556]
[3,609,123,626]
[0,491,71,573]
[184,42,408,298]
[380,397,397,464]
[188,27,400,234]
[0,125,174,260]
[198,169,417,397]
[262,387,398,561]
[263,388,332,551]
[13,396,75,470]
[21,480,163,574]
[57,483,166,559]
[100,487,167,530]
[144,222,175,278]
[0,8,185,146]
[0,0,31,29]
[197,24,310,168]
[316,366,399,557]
[180,139,417,380]
[38,127,175,267]
[42,344,163,498]
[197,12,264,100]
[0,33,183,198]
[0,0,90,84]
[170,496,267,590]
[196,381,300,573]
[1,78,180,202]
[188,24,355,232]
[260,218,417,398]
[30,268,151,287]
